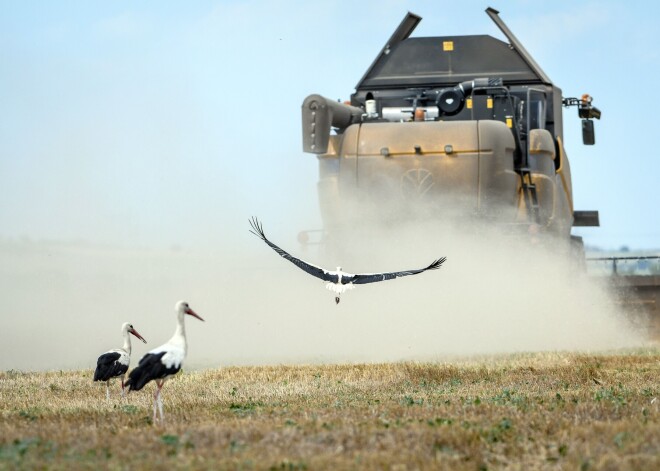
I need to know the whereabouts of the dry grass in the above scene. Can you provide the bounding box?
[1,351,659,470]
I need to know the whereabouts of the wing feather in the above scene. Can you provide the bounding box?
[93,351,128,381]
[347,257,446,285]
[249,217,335,282]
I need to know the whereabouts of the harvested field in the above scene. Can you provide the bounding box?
[1,350,658,470]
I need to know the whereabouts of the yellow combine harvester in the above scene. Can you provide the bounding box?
[301,7,600,258]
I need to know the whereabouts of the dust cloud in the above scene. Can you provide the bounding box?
[0,203,648,372]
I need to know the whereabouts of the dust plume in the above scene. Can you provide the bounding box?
[0,200,647,372]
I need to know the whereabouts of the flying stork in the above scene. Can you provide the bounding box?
[125,300,204,424]
[93,322,147,400]
[249,217,446,304]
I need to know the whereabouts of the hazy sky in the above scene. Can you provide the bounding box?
[2,1,657,372]
[1,0,659,251]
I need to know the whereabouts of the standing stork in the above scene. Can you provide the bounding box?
[125,300,204,424]
[249,217,446,304]
[94,322,147,400]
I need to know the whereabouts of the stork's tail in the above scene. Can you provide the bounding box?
[125,358,159,391]
[124,366,150,392]
[325,282,354,294]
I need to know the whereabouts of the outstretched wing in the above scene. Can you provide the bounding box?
[249,217,338,283]
[345,257,446,285]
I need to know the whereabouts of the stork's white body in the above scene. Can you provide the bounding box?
[99,345,130,400]
[94,322,146,400]
[324,268,355,294]
[125,301,203,424]
[149,320,187,371]
[106,348,130,367]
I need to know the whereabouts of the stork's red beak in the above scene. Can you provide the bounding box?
[130,329,147,344]
[186,308,205,321]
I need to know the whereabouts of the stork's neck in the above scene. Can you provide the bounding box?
[169,310,188,351]
[122,329,132,355]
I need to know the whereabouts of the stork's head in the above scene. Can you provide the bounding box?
[175,300,205,321]
[336,267,342,272]
[121,322,147,343]
[125,322,147,343]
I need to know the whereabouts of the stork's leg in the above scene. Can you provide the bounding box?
[120,375,126,398]
[106,381,110,400]
[156,380,165,424]
[152,384,159,423]
[158,394,164,424]
[153,380,165,424]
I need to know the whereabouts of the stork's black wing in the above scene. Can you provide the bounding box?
[249,217,338,283]
[125,352,180,391]
[345,257,446,285]
[93,352,127,381]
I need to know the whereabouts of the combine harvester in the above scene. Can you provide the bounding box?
[302,7,599,258]
[299,7,659,335]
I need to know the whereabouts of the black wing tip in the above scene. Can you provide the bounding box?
[248,216,266,240]
[427,257,447,270]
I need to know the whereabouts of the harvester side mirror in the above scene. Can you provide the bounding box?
[582,119,595,145]
[562,95,600,146]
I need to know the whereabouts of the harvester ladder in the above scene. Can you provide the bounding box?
[519,168,540,224]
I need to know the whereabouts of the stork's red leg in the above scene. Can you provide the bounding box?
[153,380,165,424]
